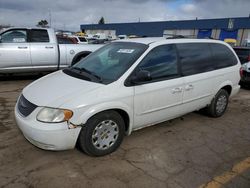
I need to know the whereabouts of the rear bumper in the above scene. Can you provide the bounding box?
[15,105,81,151]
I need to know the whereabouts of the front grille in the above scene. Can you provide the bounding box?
[17,95,37,117]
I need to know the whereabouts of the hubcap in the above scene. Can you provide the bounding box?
[216,95,227,114]
[91,120,119,150]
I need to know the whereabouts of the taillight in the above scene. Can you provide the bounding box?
[248,55,250,61]
[240,67,244,77]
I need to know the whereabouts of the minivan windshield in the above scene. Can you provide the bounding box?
[64,42,148,84]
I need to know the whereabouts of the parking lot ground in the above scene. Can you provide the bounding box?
[0,76,250,188]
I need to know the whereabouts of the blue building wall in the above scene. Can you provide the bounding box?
[80,17,250,37]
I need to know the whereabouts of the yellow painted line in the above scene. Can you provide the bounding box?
[199,157,250,188]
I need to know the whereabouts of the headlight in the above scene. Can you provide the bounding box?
[37,107,73,123]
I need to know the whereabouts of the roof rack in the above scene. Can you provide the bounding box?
[163,34,197,39]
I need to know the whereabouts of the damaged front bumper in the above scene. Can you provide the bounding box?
[15,105,82,151]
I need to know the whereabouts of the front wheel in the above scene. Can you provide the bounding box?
[207,89,229,117]
[77,111,125,156]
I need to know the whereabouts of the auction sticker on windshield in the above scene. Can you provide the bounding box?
[117,49,135,53]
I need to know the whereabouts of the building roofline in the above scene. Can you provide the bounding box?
[80,16,250,26]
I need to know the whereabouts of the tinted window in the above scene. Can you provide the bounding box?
[138,44,178,80]
[210,43,238,68]
[57,37,74,44]
[1,29,27,43]
[30,29,49,42]
[234,48,250,56]
[176,43,214,76]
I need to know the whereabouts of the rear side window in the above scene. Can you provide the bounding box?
[138,44,178,80]
[30,29,49,42]
[176,43,214,76]
[210,43,238,69]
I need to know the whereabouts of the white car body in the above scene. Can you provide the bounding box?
[242,61,250,72]
[15,38,241,151]
[92,33,107,40]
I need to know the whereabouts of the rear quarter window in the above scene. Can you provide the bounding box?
[210,43,238,69]
[30,29,50,42]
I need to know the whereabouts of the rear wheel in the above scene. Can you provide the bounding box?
[77,111,125,156]
[207,89,229,117]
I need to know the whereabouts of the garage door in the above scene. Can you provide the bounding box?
[219,29,238,40]
[197,29,212,39]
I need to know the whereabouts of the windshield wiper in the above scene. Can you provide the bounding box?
[71,67,103,83]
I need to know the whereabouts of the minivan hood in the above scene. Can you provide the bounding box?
[23,70,103,107]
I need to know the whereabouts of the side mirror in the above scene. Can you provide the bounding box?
[131,70,152,84]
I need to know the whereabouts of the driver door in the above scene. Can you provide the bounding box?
[132,44,184,129]
[0,29,31,72]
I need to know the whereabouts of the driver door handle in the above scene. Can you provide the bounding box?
[18,46,28,49]
[185,84,194,91]
[172,87,182,94]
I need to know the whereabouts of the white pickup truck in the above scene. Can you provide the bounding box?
[0,28,103,74]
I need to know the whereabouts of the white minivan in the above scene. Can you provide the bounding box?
[15,38,241,156]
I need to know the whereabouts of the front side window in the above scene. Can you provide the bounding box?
[64,42,148,84]
[1,29,27,43]
[30,29,49,42]
[137,44,178,80]
[176,43,214,76]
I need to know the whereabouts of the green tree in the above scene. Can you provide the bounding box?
[36,20,49,28]
[98,17,105,24]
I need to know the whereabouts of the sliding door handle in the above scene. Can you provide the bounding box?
[172,87,182,94]
[18,46,28,49]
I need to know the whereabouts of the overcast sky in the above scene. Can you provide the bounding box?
[0,0,250,31]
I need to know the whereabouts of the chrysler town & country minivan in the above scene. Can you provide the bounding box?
[15,38,241,156]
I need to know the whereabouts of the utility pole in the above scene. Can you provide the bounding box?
[49,9,52,27]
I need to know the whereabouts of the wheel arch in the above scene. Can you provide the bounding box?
[221,85,232,96]
[215,81,233,97]
[73,103,133,135]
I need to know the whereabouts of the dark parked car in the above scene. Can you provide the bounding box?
[233,47,250,85]
[56,35,78,44]
[233,47,250,64]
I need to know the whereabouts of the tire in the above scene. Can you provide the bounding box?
[77,111,125,156]
[207,89,229,118]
